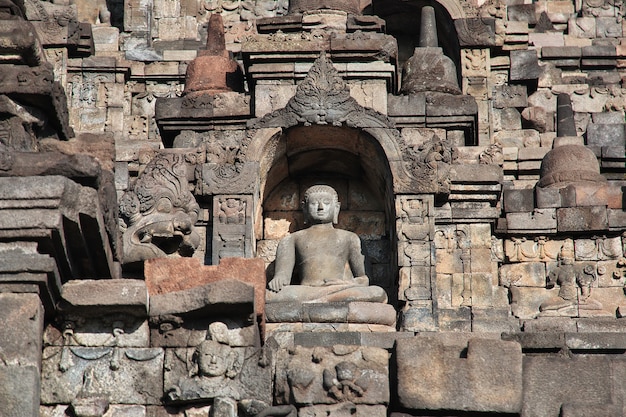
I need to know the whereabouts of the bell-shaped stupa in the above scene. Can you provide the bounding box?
[183,13,244,98]
[400,6,461,95]
[537,94,606,188]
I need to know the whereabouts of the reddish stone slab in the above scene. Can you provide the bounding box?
[144,257,266,318]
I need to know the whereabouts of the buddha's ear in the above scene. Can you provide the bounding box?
[333,201,340,224]
[301,200,308,224]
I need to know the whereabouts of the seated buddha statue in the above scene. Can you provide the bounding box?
[266,185,388,304]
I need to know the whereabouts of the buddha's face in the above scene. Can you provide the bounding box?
[304,191,340,224]
[197,340,227,377]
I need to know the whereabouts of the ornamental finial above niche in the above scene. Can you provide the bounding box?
[118,153,200,267]
[286,51,351,126]
[248,51,394,129]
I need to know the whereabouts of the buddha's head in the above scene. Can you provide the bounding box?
[302,185,340,225]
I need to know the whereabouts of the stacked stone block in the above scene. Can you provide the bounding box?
[1,0,625,415]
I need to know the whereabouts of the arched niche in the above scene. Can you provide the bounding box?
[253,124,398,299]
[372,0,462,85]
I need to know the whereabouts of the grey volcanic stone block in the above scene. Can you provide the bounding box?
[510,50,541,80]
[493,85,528,108]
[0,365,40,417]
[149,280,255,316]
[536,186,561,208]
[504,188,535,212]
[502,332,565,349]
[507,209,557,231]
[450,164,503,183]
[560,403,621,417]
[266,302,396,325]
[295,332,361,347]
[587,123,626,147]
[565,332,626,350]
[522,356,613,417]
[396,336,523,413]
[61,279,147,316]
[508,4,537,23]
[557,206,608,232]
[0,294,43,367]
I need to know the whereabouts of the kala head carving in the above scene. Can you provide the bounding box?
[119,153,200,265]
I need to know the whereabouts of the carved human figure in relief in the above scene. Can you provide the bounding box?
[266,185,387,303]
[196,322,241,379]
[166,322,242,402]
[539,241,603,316]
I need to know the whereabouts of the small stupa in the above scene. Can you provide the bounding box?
[537,94,606,188]
[400,6,461,95]
[183,13,244,97]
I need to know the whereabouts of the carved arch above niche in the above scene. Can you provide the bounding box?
[247,52,452,195]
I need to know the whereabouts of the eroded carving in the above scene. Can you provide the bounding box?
[266,185,387,303]
[399,135,452,194]
[277,346,389,406]
[323,361,366,402]
[41,346,164,405]
[119,153,200,265]
[540,240,607,316]
[479,143,503,165]
[164,322,270,403]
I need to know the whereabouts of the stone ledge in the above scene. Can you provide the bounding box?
[60,279,148,316]
[265,301,396,325]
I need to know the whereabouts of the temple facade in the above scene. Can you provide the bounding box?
[1,0,626,415]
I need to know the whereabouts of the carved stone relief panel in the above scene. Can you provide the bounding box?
[164,342,271,403]
[150,316,259,348]
[462,49,490,77]
[503,238,626,320]
[504,236,565,262]
[118,153,201,265]
[212,195,254,262]
[44,315,149,348]
[275,346,389,408]
[397,134,453,194]
[396,195,437,331]
[195,130,259,196]
[434,224,507,315]
[41,347,164,405]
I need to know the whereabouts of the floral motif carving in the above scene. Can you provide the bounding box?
[249,52,394,129]
[399,135,453,194]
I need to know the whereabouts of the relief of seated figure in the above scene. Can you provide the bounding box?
[266,185,388,304]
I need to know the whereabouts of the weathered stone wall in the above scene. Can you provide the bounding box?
[0,0,625,415]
